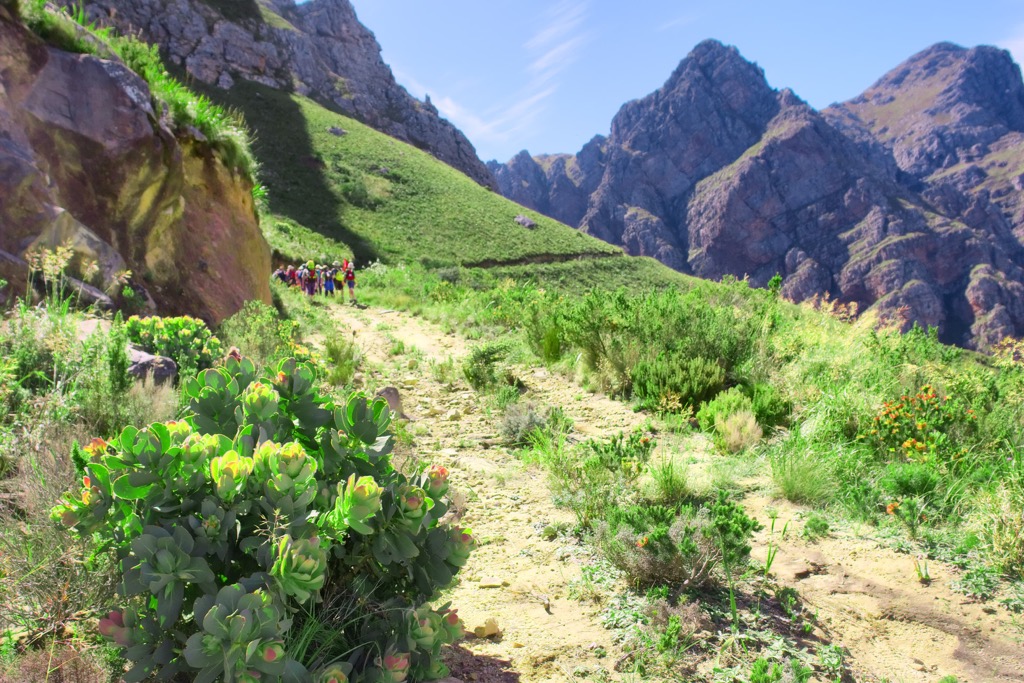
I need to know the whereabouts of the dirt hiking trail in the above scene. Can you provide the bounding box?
[326,302,1024,683]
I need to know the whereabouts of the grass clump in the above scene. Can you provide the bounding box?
[324,335,360,387]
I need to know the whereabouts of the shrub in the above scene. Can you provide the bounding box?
[324,336,359,387]
[597,504,719,589]
[52,356,473,682]
[770,439,835,505]
[500,401,548,445]
[802,513,830,541]
[435,267,461,284]
[718,410,762,453]
[125,315,223,374]
[220,300,298,368]
[108,36,258,178]
[751,382,791,428]
[494,384,521,410]
[631,354,724,413]
[541,430,654,528]
[429,356,459,389]
[76,315,171,437]
[696,388,751,434]
[648,459,690,506]
[697,389,762,452]
[462,340,510,391]
[1,643,111,683]
[879,462,941,500]
[863,385,977,465]
[971,481,1024,577]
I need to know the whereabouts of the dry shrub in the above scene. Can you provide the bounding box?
[716,409,762,453]
[596,507,720,589]
[0,643,109,683]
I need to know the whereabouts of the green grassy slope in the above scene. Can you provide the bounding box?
[214,81,620,268]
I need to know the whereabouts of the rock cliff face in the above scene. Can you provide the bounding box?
[0,6,270,323]
[492,40,1024,348]
[825,43,1024,244]
[71,0,496,189]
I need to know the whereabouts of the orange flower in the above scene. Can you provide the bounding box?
[84,438,108,458]
[886,502,900,515]
[636,536,649,548]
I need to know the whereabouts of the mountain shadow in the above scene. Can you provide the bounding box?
[205,78,380,265]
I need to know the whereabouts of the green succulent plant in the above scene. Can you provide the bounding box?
[52,356,473,681]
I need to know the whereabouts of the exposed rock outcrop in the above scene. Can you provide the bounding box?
[0,6,270,323]
[825,43,1024,245]
[491,39,1024,348]
[71,0,496,189]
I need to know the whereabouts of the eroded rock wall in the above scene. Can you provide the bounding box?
[0,6,270,322]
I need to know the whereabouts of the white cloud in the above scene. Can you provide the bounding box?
[390,1,590,156]
[431,87,559,143]
[1000,24,1024,67]
[658,13,698,33]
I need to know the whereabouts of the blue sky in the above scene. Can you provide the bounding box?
[346,0,1024,163]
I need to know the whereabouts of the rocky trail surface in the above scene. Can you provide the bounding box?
[326,302,1024,683]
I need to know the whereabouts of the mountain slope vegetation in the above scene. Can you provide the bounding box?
[213,80,622,269]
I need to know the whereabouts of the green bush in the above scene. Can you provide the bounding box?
[495,384,521,410]
[697,388,752,434]
[52,356,472,682]
[539,430,653,528]
[879,462,941,500]
[770,438,835,505]
[751,382,791,428]
[462,340,510,391]
[324,336,360,387]
[863,385,978,466]
[696,388,763,452]
[631,354,724,413]
[803,513,830,541]
[220,300,298,368]
[434,267,461,285]
[76,315,177,436]
[109,37,257,178]
[126,315,223,374]
[500,401,550,445]
[648,459,690,506]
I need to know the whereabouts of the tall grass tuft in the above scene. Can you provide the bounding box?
[770,437,835,505]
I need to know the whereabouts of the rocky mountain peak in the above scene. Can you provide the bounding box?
[492,39,1024,348]
[828,42,1024,178]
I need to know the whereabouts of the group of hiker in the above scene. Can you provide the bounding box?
[273,259,357,303]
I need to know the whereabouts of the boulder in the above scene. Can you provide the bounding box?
[128,345,178,384]
[513,214,537,229]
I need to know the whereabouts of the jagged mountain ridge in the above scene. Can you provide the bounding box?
[73,0,496,188]
[490,40,1024,348]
